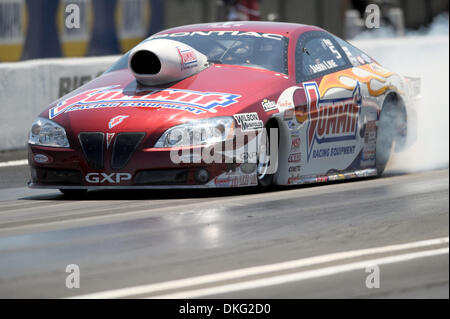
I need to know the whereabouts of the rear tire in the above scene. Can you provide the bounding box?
[376,95,405,176]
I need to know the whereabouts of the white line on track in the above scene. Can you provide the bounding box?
[150,247,449,299]
[0,159,28,168]
[69,237,449,299]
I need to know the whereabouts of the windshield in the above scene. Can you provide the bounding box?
[106,31,289,75]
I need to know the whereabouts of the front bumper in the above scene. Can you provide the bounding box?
[28,183,216,190]
[28,144,259,189]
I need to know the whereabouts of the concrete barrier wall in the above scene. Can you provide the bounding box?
[0,56,119,151]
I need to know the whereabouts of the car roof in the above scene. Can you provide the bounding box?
[156,21,323,38]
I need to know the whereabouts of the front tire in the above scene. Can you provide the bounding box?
[257,122,278,189]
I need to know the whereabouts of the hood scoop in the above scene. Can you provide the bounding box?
[128,39,208,86]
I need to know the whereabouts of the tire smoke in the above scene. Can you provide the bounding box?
[352,14,449,173]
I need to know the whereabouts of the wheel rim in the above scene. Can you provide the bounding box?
[257,130,270,180]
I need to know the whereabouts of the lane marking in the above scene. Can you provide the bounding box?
[69,236,449,299]
[0,159,28,168]
[150,247,449,299]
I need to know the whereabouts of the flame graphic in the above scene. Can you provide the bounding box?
[318,63,399,97]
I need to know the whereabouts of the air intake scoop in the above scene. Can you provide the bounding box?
[128,39,208,86]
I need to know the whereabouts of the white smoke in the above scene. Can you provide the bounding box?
[352,14,449,173]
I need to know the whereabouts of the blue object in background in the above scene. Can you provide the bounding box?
[0,0,165,61]
[22,0,62,60]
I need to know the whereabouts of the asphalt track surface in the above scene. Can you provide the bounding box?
[0,153,448,298]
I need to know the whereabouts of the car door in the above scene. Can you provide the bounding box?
[331,35,383,169]
[290,31,365,180]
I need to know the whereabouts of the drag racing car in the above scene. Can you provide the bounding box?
[28,21,420,195]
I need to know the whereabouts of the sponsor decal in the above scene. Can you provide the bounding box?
[214,174,257,187]
[277,99,293,109]
[214,176,232,187]
[150,31,285,41]
[49,86,241,119]
[287,120,297,129]
[106,133,115,149]
[276,86,301,120]
[316,175,329,183]
[309,59,338,74]
[304,81,362,162]
[288,165,301,173]
[347,172,358,178]
[356,56,365,65]
[278,100,295,120]
[233,112,263,132]
[85,172,132,184]
[355,169,377,177]
[361,120,377,167]
[288,174,301,185]
[176,46,197,70]
[364,120,377,143]
[288,152,301,163]
[312,146,356,159]
[362,148,375,160]
[290,135,300,152]
[283,107,295,120]
[327,174,338,181]
[108,115,128,129]
[261,99,277,112]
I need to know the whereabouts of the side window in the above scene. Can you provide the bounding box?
[296,31,349,82]
[333,35,373,67]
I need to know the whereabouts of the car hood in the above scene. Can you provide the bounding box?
[42,65,290,147]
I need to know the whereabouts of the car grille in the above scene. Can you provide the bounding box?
[79,132,104,170]
[111,132,145,170]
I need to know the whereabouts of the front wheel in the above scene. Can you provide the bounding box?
[257,123,278,189]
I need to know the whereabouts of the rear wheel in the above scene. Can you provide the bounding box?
[376,118,392,175]
[376,95,405,175]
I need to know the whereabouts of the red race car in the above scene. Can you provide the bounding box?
[28,22,419,195]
